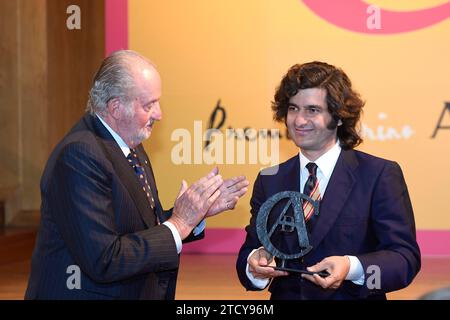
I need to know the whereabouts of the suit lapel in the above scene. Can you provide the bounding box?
[310,149,358,248]
[278,155,302,256]
[281,155,301,193]
[87,114,156,228]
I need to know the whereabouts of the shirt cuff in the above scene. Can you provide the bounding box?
[245,248,270,289]
[163,221,182,254]
[345,255,365,285]
[193,219,206,236]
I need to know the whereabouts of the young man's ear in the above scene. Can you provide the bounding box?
[107,98,121,120]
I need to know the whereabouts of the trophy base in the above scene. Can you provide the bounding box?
[263,265,330,278]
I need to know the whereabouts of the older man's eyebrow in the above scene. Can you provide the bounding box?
[142,99,159,107]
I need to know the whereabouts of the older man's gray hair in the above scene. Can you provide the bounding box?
[86,50,154,116]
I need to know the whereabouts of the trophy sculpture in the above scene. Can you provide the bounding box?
[256,191,329,277]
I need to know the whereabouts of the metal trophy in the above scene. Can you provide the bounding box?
[256,191,329,277]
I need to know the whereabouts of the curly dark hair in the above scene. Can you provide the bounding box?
[272,61,364,149]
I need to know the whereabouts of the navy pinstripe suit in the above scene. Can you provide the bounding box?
[25,113,202,299]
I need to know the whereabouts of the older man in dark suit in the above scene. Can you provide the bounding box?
[25,50,248,299]
[236,61,420,299]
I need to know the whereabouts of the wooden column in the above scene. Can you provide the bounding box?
[0,0,105,226]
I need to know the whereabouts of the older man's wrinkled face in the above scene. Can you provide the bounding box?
[119,66,162,148]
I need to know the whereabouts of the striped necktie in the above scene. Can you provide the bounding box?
[127,148,156,210]
[302,162,321,222]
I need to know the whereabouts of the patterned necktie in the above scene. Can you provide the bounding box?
[127,148,156,210]
[302,162,321,222]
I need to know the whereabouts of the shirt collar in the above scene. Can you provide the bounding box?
[96,113,130,157]
[299,141,341,179]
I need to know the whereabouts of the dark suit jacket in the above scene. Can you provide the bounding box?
[25,113,203,300]
[236,149,421,300]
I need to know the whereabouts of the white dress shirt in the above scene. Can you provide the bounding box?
[246,141,364,288]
